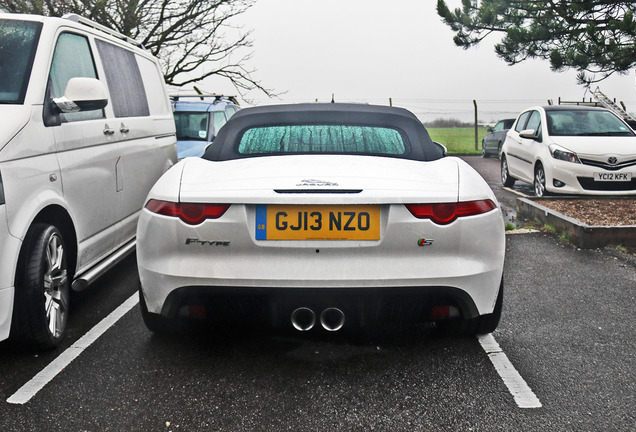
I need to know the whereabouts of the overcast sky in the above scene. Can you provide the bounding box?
[200,0,636,124]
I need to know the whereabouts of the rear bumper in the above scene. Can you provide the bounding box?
[153,285,480,327]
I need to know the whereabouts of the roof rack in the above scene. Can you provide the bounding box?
[62,13,144,49]
[556,87,636,125]
[170,93,239,106]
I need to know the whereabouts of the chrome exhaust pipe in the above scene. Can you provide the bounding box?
[291,307,316,331]
[320,307,345,332]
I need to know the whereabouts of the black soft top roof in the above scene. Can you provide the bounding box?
[202,103,443,162]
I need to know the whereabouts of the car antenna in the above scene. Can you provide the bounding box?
[331,93,335,103]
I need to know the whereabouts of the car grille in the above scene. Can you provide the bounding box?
[579,158,636,171]
[577,177,636,191]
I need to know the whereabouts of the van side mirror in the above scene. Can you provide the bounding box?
[52,77,108,113]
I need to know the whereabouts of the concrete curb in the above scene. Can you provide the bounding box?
[516,198,636,249]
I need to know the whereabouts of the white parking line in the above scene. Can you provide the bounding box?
[478,333,542,409]
[7,293,139,405]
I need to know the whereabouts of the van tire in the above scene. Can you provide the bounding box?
[11,224,70,350]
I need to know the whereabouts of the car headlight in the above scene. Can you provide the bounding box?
[549,144,580,163]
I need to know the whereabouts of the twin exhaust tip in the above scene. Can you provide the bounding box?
[291,307,345,332]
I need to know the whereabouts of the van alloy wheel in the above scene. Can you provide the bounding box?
[43,231,69,340]
[11,224,70,349]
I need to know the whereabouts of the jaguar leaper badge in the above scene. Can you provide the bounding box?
[296,179,339,187]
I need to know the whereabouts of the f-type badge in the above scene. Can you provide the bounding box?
[185,238,230,246]
[417,238,434,247]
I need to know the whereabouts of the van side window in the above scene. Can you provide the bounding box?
[49,32,103,122]
[95,40,149,118]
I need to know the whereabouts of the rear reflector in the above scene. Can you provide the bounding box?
[431,306,450,319]
[405,199,497,225]
[431,306,460,319]
[145,199,230,225]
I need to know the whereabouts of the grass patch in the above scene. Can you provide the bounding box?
[427,127,489,155]
[504,222,516,231]
[559,231,571,244]
[542,223,557,234]
[541,223,572,244]
[610,245,636,256]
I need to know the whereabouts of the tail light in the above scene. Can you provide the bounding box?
[405,199,496,225]
[145,199,230,225]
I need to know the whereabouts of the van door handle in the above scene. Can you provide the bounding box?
[120,123,130,133]
[103,125,115,135]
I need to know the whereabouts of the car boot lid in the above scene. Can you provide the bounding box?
[178,155,462,204]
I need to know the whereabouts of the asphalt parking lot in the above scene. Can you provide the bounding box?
[1,156,635,431]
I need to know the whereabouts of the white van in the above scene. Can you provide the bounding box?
[0,13,177,349]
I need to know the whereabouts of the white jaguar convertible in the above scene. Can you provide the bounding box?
[137,103,505,335]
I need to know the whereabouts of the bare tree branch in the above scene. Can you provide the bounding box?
[0,0,274,96]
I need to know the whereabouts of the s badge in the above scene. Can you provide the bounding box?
[417,238,434,247]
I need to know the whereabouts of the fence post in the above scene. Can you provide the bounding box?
[473,100,478,151]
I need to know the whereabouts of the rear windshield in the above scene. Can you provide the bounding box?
[174,112,210,141]
[0,19,42,104]
[546,110,634,137]
[237,125,407,155]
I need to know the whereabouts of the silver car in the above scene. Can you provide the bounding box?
[482,119,514,158]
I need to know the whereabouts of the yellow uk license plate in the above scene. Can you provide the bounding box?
[255,205,380,240]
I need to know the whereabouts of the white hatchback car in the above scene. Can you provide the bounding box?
[137,103,505,336]
[501,106,636,197]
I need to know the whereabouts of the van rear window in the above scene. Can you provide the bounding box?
[237,125,407,156]
[0,20,42,104]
